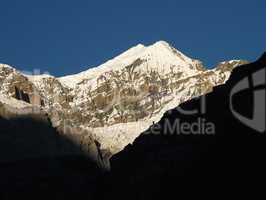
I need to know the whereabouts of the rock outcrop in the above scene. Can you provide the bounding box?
[0,53,260,199]
[104,53,265,199]
[0,41,248,168]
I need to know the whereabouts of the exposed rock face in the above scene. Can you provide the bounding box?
[15,86,30,103]
[0,101,111,171]
[0,53,263,199]
[0,64,44,106]
[0,41,248,168]
[106,54,265,199]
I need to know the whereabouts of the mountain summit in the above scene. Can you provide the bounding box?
[0,41,247,169]
[59,41,204,88]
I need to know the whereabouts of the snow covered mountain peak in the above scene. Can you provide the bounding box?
[0,64,16,73]
[153,40,170,46]
[59,41,204,88]
[115,40,174,59]
[0,41,248,169]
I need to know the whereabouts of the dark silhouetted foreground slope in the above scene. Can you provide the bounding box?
[105,53,266,199]
[0,54,265,199]
[0,114,103,199]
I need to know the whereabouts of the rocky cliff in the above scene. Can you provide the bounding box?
[0,41,248,168]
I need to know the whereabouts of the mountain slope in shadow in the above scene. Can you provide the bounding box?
[105,53,266,199]
[0,53,265,199]
[0,114,105,199]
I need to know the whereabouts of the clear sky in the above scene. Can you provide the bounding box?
[0,0,265,76]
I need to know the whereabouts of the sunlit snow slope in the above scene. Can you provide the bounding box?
[0,41,248,168]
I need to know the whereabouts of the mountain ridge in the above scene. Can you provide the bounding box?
[0,53,264,198]
[0,41,248,168]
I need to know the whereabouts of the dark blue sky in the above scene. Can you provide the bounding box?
[0,0,265,76]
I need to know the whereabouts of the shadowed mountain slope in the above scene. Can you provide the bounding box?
[104,53,266,199]
[0,53,265,199]
[0,114,105,199]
